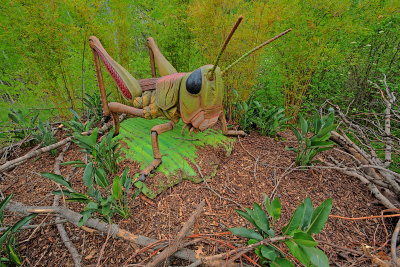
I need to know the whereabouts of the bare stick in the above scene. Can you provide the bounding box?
[146,200,205,267]
[391,218,400,266]
[0,137,72,173]
[96,220,112,267]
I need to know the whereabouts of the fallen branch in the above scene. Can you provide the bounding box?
[4,201,199,264]
[146,200,205,267]
[0,137,72,173]
[391,218,400,266]
[0,114,125,174]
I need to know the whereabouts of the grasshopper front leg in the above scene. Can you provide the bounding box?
[139,120,175,181]
[219,112,246,136]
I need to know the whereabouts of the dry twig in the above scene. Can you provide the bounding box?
[146,200,205,267]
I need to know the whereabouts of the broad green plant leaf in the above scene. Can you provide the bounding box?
[95,168,109,188]
[271,257,294,267]
[300,115,308,135]
[228,227,263,241]
[282,202,304,235]
[303,247,329,267]
[83,162,94,188]
[253,203,270,234]
[293,232,317,247]
[271,197,281,221]
[285,240,310,266]
[300,197,314,231]
[40,173,73,191]
[306,198,332,234]
[260,245,278,261]
[113,176,122,200]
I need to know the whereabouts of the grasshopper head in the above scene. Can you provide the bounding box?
[179,65,223,131]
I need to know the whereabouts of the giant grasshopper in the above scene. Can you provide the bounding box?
[89,16,291,181]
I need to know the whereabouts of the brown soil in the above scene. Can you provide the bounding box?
[0,130,395,266]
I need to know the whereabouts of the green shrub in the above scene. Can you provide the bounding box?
[41,168,140,226]
[233,91,289,137]
[7,108,38,140]
[0,195,37,266]
[287,112,336,166]
[230,196,332,267]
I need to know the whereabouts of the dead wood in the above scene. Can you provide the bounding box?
[52,142,81,267]
[146,200,205,267]
[0,137,72,173]
[392,218,400,266]
[4,201,201,264]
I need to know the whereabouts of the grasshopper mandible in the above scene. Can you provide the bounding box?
[89,16,291,181]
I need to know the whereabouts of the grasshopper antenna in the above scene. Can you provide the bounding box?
[208,15,243,80]
[221,28,292,76]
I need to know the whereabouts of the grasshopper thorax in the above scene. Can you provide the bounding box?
[179,65,223,131]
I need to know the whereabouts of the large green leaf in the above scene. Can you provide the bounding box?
[271,197,281,221]
[285,240,310,266]
[300,197,313,231]
[282,202,305,235]
[271,257,294,267]
[253,203,270,234]
[306,198,332,234]
[112,176,122,200]
[299,115,308,135]
[303,247,329,267]
[95,168,109,188]
[83,162,94,188]
[260,245,278,261]
[228,227,263,241]
[293,232,317,247]
[289,125,302,142]
[235,209,255,226]
[40,173,73,191]
[7,241,20,265]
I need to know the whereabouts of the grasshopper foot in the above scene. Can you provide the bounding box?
[102,115,111,123]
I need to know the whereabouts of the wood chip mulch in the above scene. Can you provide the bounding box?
[0,130,395,266]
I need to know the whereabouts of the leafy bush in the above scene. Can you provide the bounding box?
[7,108,38,140]
[0,195,37,266]
[83,93,104,123]
[234,92,289,137]
[64,109,96,134]
[41,168,140,226]
[72,128,120,175]
[230,196,332,267]
[287,112,336,166]
[33,121,57,154]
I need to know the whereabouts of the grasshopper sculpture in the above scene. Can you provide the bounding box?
[89,16,291,181]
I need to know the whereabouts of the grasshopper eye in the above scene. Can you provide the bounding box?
[186,68,202,94]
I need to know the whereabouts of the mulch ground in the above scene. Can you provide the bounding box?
[0,128,396,266]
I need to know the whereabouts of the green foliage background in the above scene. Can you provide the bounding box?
[0,0,399,121]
